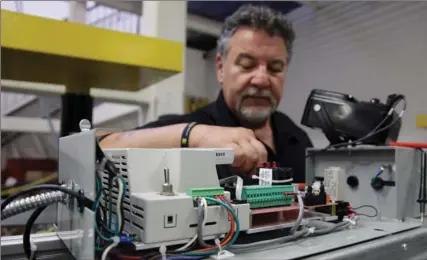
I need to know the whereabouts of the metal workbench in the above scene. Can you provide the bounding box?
[2,219,426,260]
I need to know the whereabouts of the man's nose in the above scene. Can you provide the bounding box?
[250,67,270,88]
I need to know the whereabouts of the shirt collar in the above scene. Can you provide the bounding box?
[214,90,241,127]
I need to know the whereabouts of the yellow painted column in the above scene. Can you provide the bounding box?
[140,1,188,121]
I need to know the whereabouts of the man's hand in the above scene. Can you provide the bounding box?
[190,125,268,174]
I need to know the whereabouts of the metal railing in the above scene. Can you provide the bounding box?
[86,2,141,34]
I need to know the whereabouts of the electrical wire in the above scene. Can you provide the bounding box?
[310,221,350,236]
[94,177,115,243]
[376,167,384,177]
[2,190,65,220]
[95,176,116,236]
[116,175,127,233]
[351,205,379,218]
[251,175,294,184]
[176,234,198,251]
[23,206,47,260]
[231,218,351,253]
[196,198,211,248]
[94,174,127,251]
[306,95,406,157]
[166,256,204,260]
[101,237,120,260]
[289,192,304,235]
[98,157,115,232]
[229,192,304,251]
[181,197,240,257]
[196,196,234,249]
[1,184,88,212]
[112,175,123,233]
[230,228,309,250]
[219,176,243,200]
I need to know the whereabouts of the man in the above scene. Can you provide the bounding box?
[101,4,313,183]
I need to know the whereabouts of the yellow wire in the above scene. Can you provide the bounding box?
[1,173,57,196]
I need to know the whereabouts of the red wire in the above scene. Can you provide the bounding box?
[389,142,427,149]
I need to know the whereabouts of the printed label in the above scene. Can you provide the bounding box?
[259,168,273,186]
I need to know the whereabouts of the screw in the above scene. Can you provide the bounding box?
[402,243,408,251]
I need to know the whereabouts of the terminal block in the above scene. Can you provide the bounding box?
[242,185,294,209]
[187,187,225,205]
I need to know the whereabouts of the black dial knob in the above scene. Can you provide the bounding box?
[371,177,384,190]
[347,175,359,189]
[371,177,396,191]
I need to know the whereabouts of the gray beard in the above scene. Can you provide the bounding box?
[233,86,277,129]
[234,106,275,129]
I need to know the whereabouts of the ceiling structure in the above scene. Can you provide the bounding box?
[186,1,303,51]
[93,0,304,51]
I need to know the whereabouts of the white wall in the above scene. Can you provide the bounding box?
[206,2,427,147]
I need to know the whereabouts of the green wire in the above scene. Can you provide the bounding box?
[183,197,240,257]
[94,176,113,242]
[94,175,128,250]
[94,175,124,235]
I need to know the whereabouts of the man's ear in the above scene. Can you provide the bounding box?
[216,54,224,84]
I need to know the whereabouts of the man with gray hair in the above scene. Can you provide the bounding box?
[101,4,313,183]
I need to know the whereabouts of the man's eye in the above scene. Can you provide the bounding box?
[268,65,284,73]
[240,63,255,70]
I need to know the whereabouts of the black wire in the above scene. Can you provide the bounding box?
[23,206,47,259]
[96,204,116,235]
[96,138,120,234]
[1,184,88,212]
[352,205,379,218]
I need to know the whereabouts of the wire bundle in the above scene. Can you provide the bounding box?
[181,196,240,257]
[94,158,131,260]
[0,184,91,260]
[0,140,129,260]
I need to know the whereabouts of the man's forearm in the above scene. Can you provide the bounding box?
[99,124,187,149]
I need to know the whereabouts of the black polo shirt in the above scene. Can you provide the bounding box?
[137,91,313,184]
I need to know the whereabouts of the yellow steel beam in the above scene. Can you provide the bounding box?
[1,10,184,93]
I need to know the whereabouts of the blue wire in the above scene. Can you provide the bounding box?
[183,197,240,257]
[376,168,384,177]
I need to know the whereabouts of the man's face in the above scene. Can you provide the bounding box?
[217,27,289,128]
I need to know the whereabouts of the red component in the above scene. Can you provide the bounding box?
[258,162,265,168]
[272,161,277,168]
[284,192,297,196]
[347,205,355,215]
[389,142,427,149]
[266,162,271,168]
[296,183,306,191]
